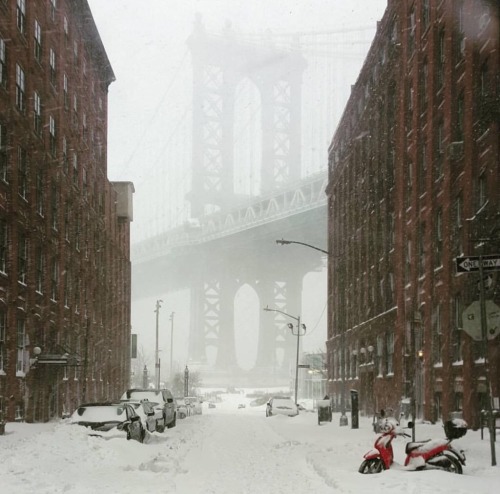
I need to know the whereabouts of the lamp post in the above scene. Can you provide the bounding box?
[169,312,175,383]
[154,299,163,389]
[275,238,348,425]
[263,306,306,405]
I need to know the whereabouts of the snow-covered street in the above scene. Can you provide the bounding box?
[1,393,499,493]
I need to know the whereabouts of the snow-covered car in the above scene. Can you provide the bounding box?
[176,398,188,419]
[69,402,146,442]
[122,400,158,432]
[184,396,203,415]
[120,389,177,432]
[266,397,299,417]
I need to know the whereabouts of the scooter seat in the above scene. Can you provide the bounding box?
[405,439,431,453]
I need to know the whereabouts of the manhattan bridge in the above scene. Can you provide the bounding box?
[131,18,378,386]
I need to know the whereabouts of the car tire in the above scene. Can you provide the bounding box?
[156,419,165,433]
[167,413,176,429]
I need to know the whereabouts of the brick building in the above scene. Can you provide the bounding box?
[0,0,133,422]
[326,0,499,428]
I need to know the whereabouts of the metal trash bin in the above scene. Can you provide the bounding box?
[317,399,332,425]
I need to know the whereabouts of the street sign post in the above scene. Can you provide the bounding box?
[456,253,499,467]
[462,300,500,341]
[455,255,500,273]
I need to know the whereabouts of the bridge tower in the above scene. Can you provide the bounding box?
[185,17,310,385]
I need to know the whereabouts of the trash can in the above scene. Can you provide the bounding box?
[317,399,332,425]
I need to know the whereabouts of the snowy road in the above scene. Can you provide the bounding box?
[1,394,499,493]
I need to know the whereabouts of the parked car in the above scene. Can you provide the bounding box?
[266,397,299,417]
[176,398,188,419]
[184,396,203,415]
[69,402,146,442]
[123,400,157,433]
[120,389,176,432]
[208,401,216,409]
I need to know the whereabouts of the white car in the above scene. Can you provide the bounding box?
[266,397,299,417]
[184,396,203,415]
[120,389,177,432]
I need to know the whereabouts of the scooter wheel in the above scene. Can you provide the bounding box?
[442,456,463,474]
[359,459,384,474]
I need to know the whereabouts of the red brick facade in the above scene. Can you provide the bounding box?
[0,0,133,422]
[326,0,499,428]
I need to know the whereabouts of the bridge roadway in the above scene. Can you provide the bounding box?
[132,170,328,299]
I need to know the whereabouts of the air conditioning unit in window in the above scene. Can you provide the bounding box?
[448,141,464,160]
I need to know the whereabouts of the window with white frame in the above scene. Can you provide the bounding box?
[432,303,443,364]
[49,115,56,156]
[72,153,78,185]
[16,0,26,34]
[50,0,56,20]
[16,317,27,375]
[376,335,383,376]
[0,38,6,87]
[34,91,42,135]
[36,169,44,215]
[34,20,42,61]
[18,146,28,200]
[51,183,58,230]
[35,245,43,293]
[62,136,68,174]
[18,231,27,284]
[435,208,443,268]
[51,257,58,301]
[15,64,25,112]
[49,48,56,86]
[63,73,68,109]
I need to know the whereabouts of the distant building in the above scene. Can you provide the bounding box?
[326,0,499,428]
[0,0,133,422]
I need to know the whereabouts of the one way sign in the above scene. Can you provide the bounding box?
[456,255,500,273]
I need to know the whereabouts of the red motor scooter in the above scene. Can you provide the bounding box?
[358,417,467,474]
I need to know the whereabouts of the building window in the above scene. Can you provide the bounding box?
[51,257,58,301]
[0,123,7,182]
[72,153,78,185]
[432,304,442,364]
[419,60,428,114]
[63,16,68,43]
[405,160,413,209]
[82,167,88,198]
[49,115,56,156]
[18,146,28,200]
[34,20,42,62]
[15,64,25,112]
[49,49,56,86]
[16,0,26,34]
[34,92,42,135]
[50,0,56,20]
[437,29,445,89]
[63,73,68,109]
[16,317,27,375]
[0,219,7,274]
[82,113,87,141]
[36,169,44,215]
[18,232,27,284]
[385,332,394,375]
[418,222,425,277]
[454,194,463,256]
[35,245,43,293]
[51,183,58,230]
[62,137,68,174]
[456,0,465,62]
[376,335,384,376]
[422,0,430,31]
[0,38,6,87]
[72,95,78,129]
[408,5,416,54]
[73,40,78,64]
[405,239,411,284]
[435,208,443,268]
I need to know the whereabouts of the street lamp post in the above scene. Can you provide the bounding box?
[263,306,306,405]
[169,312,175,383]
[154,299,163,389]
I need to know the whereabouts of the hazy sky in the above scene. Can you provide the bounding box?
[86,0,388,377]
